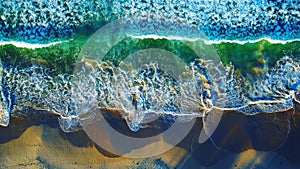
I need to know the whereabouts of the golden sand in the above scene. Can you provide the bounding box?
[0,125,187,169]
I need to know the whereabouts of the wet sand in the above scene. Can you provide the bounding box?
[1,106,300,168]
[0,123,186,168]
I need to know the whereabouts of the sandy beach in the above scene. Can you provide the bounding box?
[1,107,300,168]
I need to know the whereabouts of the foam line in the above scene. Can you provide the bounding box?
[203,38,300,45]
[0,40,69,49]
[1,36,299,50]
[131,35,300,44]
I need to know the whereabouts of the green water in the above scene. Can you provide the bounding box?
[1,36,299,77]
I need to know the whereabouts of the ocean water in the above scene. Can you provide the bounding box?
[0,0,300,168]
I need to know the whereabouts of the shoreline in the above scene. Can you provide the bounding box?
[0,105,300,157]
[1,105,300,168]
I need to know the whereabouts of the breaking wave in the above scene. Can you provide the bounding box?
[0,54,299,132]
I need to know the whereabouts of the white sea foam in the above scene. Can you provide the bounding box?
[131,35,300,45]
[1,37,299,51]
[0,40,69,49]
[0,56,299,131]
